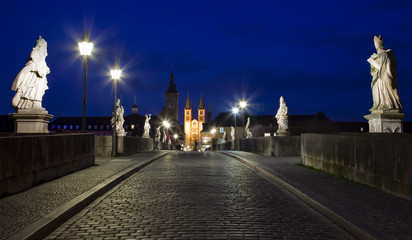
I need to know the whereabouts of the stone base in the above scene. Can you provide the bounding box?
[10,108,53,133]
[364,111,406,133]
[275,130,289,136]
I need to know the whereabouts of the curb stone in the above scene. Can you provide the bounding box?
[220,151,375,240]
[9,152,169,240]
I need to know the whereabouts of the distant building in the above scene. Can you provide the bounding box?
[184,93,206,149]
[159,69,179,123]
[200,112,370,145]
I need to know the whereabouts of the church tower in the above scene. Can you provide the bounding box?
[164,69,179,123]
[184,93,192,148]
[198,93,205,133]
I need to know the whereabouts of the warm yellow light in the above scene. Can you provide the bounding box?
[174,134,178,139]
[111,62,121,80]
[78,31,93,56]
[111,69,121,80]
[163,121,170,128]
[240,100,247,108]
[232,107,239,114]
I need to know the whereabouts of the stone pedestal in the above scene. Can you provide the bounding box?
[276,130,288,136]
[10,108,53,133]
[364,111,406,133]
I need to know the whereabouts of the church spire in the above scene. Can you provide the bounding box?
[199,92,205,109]
[185,92,191,109]
[165,66,177,93]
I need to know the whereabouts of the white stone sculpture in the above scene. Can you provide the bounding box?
[111,98,126,136]
[367,35,402,113]
[245,117,252,138]
[219,130,227,144]
[143,114,151,138]
[275,96,289,135]
[168,137,171,145]
[155,126,161,142]
[11,36,50,109]
[162,129,167,143]
[231,126,236,142]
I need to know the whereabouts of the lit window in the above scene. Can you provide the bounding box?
[76,125,79,130]
[360,127,364,132]
[264,133,271,137]
[69,125,73,130]
[94,125,98,130]
[220,127,224,133]
[88,125,91,130]
[57,125,61,129]
[131,124,135,129]
[106,125,110,130]
[63,125,67,129]
[51,125,55,129]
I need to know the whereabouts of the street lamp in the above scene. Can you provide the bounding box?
[239,100,247,138]
[232,107,239,128]
[78,31,94,133]
[111,62,121,157]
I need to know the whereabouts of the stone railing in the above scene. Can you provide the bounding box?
[0,134,95,196]
[95,136,154,157]
[301,133,412,200]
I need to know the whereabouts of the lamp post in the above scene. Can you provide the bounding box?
[232,107,239,140]
[111,62,121,157]
[239,100,247,138]
[78,31,94,133]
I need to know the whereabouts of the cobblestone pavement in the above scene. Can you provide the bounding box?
[0,151,167,240]
[47,152,354,239]
[225,151,412,240]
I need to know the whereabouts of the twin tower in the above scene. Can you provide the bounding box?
[161,69,205,148]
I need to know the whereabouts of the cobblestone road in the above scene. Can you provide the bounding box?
[47,152,354,239]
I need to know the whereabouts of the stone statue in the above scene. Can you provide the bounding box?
[275,96,289,133]
[162,129,167,143]
[245,117,252,138]
[231,126,236,142]
[219,130,227,144]
[367,35,402,112]
[143,114,151,138]
[11,36,50,109]
[155,126,161,142]
[111,98,126,136]
[168,137,171,145]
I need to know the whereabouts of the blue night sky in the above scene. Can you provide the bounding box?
[1,0,411,122]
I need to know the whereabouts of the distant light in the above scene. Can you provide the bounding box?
[131,124,135,129]
[211,128,216,134]
[239,100,247,108]
[163,121,170,128]
[111,62,121,80]
[174,134,178,139]
[78,31,93,56]
[232,107,239,114]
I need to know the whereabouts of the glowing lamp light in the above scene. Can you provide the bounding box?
[174,134,178,139]
[111,62,121,80]
[240,100,247,108]
[211,128,216,134]
[78,31,93,56]
[232,107,239,114]
[163,121,170,128]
